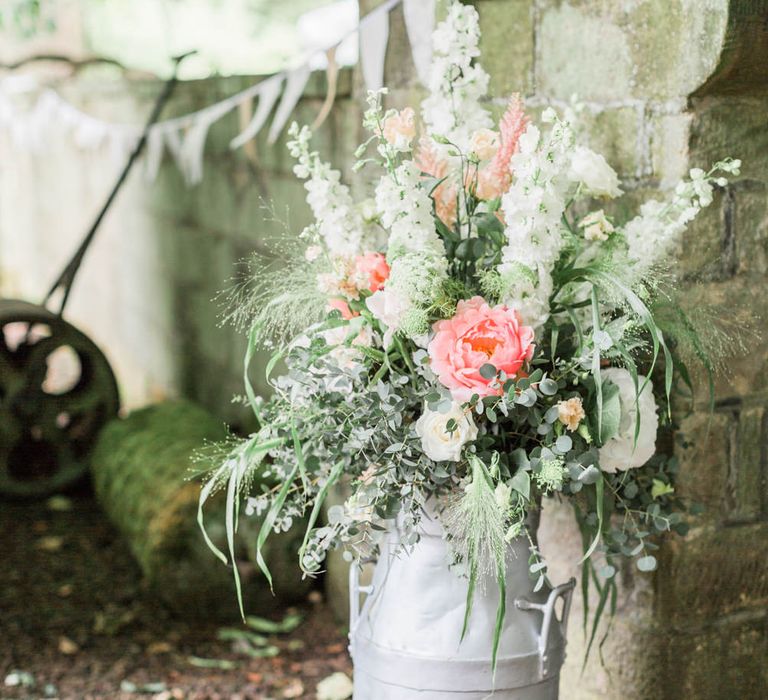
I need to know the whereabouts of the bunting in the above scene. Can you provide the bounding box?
[0,0,434,186]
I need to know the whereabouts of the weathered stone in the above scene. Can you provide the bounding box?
[661,616,768,700]
[574,106,644,178]
[676,410,733,523]
[658,523,768,624]
[535,0,729,101]
[474,0,534,97]
[725,406,766,523]
[649,111,693,186]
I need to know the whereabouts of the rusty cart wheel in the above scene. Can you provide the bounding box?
[0,299,120,498]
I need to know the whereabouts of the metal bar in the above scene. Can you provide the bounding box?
[44,51,196,316]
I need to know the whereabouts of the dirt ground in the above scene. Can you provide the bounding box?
[1,489,352,700]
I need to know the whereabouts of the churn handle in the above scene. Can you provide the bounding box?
[515,577,576,680]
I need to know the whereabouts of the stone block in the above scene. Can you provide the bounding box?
[660,616,768,700]
[666,276,768,402]
[690,96,768,185]
[725,405,766,523]
[475,0,534,97]
[536,2,634,102]
[676,410,732,523]
[657,523,768,624]
[733,180,768,277]
[650,111,693,187]
[574,105,644,178]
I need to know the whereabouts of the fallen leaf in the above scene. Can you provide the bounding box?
[187,656,238,670]
[46,495,73,511]
[146,641,173,655]
[281,679,304,698]
[245,613,303,635]
[57,583,73,597]
[246,672,263,684]
[58,636,79,655]
[324,643,345,654]
[36,536,64,552]
[316,672,353,700]
[4,670,35,688]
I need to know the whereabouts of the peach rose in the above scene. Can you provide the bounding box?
[469,128,500,160]
[557,397,585,432]
[382,107,416,151]
[428,296,535,403]
[353,252,390,293]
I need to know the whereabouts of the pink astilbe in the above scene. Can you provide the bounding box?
[477,94,529,200]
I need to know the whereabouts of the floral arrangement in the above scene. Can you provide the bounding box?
[199,1,740,666]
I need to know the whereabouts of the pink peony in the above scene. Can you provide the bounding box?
[428,296,535,402]
[353,252,390,293]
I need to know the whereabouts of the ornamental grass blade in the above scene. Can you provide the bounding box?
[298,460,344,574]
[255,460,300,593]
[578,475,604,565]
[492,556,507,675]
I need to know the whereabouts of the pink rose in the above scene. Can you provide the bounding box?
[382,107,416,151]
[428,296,535,402]
[353,252,390,293]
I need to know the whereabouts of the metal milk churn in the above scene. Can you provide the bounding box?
[349,505,575,699]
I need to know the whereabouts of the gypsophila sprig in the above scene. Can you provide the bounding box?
[199,0,743,671]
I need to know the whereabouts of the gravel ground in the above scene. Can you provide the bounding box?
[1,489,352,700]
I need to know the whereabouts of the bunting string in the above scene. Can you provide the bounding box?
[0,0,434,186]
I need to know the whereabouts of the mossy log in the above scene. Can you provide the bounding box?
[90,400,312,619]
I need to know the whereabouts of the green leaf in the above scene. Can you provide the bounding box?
[245,612,303,634]
[479,363,497,379]
[539,377,559,396]
[651,478,675,500]
[578,475,605,564]
[637,555,658,572]
[597,380,621,445]
[510,469,531,500]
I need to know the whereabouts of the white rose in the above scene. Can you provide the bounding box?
[568,146,622,198]
[365,286,412,348]
[598,368,659,473]
[415,402,478,462]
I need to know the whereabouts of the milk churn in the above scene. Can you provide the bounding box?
[349,506,575,699]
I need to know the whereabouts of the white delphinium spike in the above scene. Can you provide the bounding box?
[497,113,576,330]
[367,160,448,346]
[623,159,740,277]
[287,122,372,256]
[421,0,492,153]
